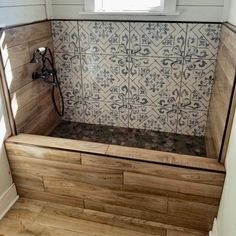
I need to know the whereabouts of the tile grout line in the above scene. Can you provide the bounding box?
[77,20,86,124]
[175,23,189,134]
[128,22,131,128]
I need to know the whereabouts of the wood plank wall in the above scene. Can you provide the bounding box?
[5,134,226,233]
[52,0,225,22]
[0,21,60,135]
[206,24,236,162]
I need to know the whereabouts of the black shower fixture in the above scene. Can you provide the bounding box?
[31,47,64,117]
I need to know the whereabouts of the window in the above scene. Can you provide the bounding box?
[85,0,177,15]
[94,0,163,13]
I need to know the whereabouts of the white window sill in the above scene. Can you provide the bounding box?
[78,11,179,21]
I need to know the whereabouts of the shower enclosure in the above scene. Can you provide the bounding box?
[1,19,233,234]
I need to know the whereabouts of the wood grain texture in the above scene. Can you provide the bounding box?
[167,198,218,231]
[6,134,109,154]
[81,153,225,186]
[1,22,51,48]
[5,63,39,93]
[123,172,222,199]
[13,91,59,134]
[206,24,236,161]
[107,144,225,172]
[36,207,159,236]
[2,198,44,223]
[18,189,85,208]
[5,136,225,232]
[12,172,45,191]
[81,204,206,236]
[4,197,205,236]
[6,134,225,172]
[11,79,48,112]
[1,198,195,236]
[5,36,53,93]
[0,21,60,135]
[43,176,168,214]
[84,198,215,232]
[9,156,123,190]
[16,103,59,135]
[6,142,81,164]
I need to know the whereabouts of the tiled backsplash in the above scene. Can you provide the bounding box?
[52,21,221,136]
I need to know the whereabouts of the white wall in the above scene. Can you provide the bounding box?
[0,72,18,219]
[218,115,236,234]
[52,0,225,22]
[211,108,236,236]
[0,0,49,27]
[0,82,12,196]
[0,0,230,24]
[227,0,236,26]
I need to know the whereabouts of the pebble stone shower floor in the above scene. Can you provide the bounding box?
[50,121,207,157]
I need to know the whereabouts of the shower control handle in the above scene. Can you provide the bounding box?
[32,70,54,80]
[32,72,41,80]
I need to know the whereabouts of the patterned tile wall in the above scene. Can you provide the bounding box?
[52,21,221,136]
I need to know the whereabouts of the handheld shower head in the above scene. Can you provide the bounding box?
[30,47,47,63]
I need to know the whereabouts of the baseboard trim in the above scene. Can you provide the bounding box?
[0,184,18,220]
[209,218,218,236]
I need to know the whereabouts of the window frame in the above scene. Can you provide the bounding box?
[84,0,177,15]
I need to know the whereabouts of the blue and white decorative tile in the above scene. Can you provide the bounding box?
[62,90,84,123]
[79,21,129,55]
[52,21,79,53]
[177,109,208,136]
[185,24,221,60]
[129,56,181,107]
[51,20,221,137]
[84,101,129,128]
[81,54,129,102]
[180,59,216,110]
[129,105,178,133]
[55,53,82,89]
[55,52,84,122]
[129,23,187,57]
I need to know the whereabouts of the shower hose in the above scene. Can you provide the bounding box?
[42,48,65,117]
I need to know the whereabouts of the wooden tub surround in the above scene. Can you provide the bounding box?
[0,19,233,236]
[5,134,225,235]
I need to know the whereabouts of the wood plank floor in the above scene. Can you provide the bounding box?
[0,198,208,236]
